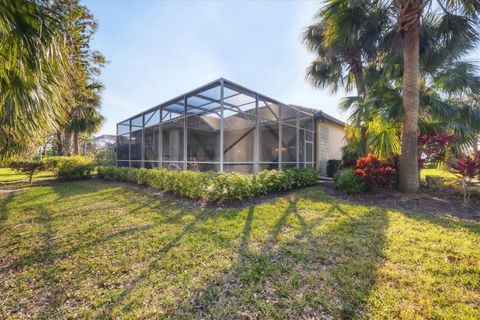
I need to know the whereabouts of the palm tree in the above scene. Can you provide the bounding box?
[65,81,105,155]
[67,105,104,155]
[394,0,480,193]
[303,0,389,156]
[0,0,70,160]
[303,0,389,96]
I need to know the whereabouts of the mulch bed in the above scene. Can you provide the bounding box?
[95,179,480,221]
[3,177,478,222]
[325,183,480,221]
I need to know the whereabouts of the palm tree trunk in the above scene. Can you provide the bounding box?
[352,64,366,98]
[64,131,72,156]
[352,62,369,155]
[56,131,63,156]
[398,1,421,193]
[73,132,79,155]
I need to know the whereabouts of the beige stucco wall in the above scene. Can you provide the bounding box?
[316,120,345,176]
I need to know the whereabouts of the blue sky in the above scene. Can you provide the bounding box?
[84,0,347,135]
[84,0,480,136]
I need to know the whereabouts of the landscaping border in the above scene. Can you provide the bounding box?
[97,166,319,203]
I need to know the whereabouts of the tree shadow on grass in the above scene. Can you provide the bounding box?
[33,206,64,319]
[172,193,390,319]
[2,180,210,319]
[95,207,213,319]
[0,193,14,231]
[10,184,193,272]
[403,209,480,236]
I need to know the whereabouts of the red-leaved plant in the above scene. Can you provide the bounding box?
[418,133,457,168]
[448,151,480,205]
[354,154,398,191]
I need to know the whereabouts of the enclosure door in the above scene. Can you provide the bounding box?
[305,140,313,165]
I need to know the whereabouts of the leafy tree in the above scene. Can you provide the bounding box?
[0,0,70,160]
[51,0,105,155]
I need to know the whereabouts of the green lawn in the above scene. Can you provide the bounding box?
[0,180,479,319]
[420,168,457,181]
[0,167,53,183]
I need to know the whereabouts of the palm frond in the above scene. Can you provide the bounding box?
[306,58,345,93]
[0,0,70,160]
[433,61,480,96]
[367,117,401,158]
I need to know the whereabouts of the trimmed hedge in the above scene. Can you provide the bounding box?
[42,156,95,181]
[97,166,318,203]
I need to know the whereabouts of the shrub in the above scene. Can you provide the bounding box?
[354,154,398,190]
[292,167,318,187]
[448,152,480,205]
[418,133,457,167]
[210,173,254,202]
[334,168,365,194]
[341,148,360,167]
[97,165,139,182]
[327,160,342,178]
[93,149,116,166]
[42,156,95,181]
[97,166,319,203]
[9,160,46,183]
[425,175,444,189]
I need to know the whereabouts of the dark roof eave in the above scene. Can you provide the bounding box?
[314,111,345,127]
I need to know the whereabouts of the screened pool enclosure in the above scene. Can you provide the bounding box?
[117,78,315,174]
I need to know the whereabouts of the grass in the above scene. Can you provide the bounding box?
[0,180,479,319]
[0,167,53,183]
[420,168,457,181]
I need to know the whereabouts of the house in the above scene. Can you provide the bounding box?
[93,134,116,152]
[116,78,345,175]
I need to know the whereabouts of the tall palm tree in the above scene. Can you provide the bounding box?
[336,10,480,165]
[303,0,390,156]
[66,81,105,155]
[394,0,480,193]
[0,0,70,160]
